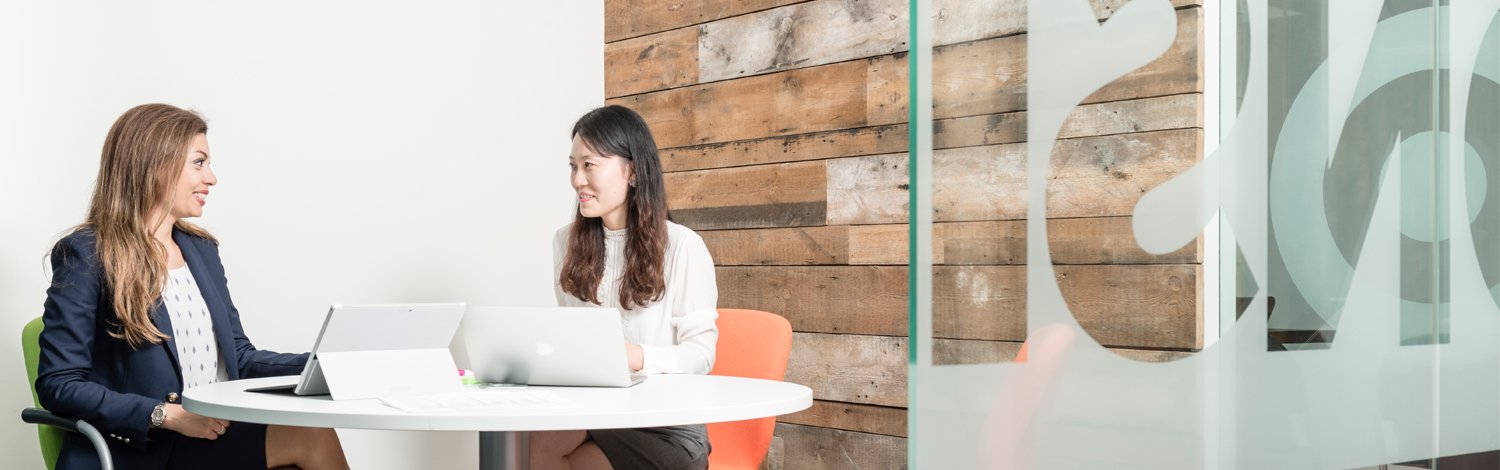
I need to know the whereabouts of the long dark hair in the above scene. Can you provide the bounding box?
[559,105,669,309]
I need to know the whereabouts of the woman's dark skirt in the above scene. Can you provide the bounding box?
[589,424,710,470]
[162,421,268,470]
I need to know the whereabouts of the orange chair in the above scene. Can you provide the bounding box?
[706,309,793,470]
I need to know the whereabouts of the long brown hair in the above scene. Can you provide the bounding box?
[559,105,669,309]
[82,103,213,348]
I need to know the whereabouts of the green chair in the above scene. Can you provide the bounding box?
[21,316,114,470]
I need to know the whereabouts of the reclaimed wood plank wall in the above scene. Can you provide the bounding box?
[602,0,1205,467]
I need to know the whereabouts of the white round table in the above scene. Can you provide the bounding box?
[183,375,812,469]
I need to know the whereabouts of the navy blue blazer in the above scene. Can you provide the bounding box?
[36,228,308,470]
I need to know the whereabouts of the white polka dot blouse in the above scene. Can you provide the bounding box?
[162,266,229,389]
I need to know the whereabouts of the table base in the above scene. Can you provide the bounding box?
[479,431,530,470]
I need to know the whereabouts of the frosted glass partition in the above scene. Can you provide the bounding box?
[909,1,1500,468]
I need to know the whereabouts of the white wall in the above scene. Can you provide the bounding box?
[0,1,602,468]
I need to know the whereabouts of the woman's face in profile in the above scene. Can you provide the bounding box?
[569,134,633,227]
[168,133,217,220]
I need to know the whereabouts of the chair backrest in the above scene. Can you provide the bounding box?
[706,309,793,470]
[23,316,65,470]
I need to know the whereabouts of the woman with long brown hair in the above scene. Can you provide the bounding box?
[36,103,349,469]
[532,105,719,469]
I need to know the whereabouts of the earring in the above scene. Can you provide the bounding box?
[629,180,636,187]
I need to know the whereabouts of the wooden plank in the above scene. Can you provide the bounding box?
[720,264,1196,348]
[1044,128,1203,219]
[652,91,1196,172]
[1083,6,1203,104]
[1047,217,1201,265]
[665,160,826,210]
[932,0,1025,47]
[847,224,911,266]
[696,216,1199,266]
[1054,93,1202,141]
[672,201,825,231]
[762,423,906,470]
[1111,347,1196,362]
[611,82,696,150]
[826,153,908,226]
[604,0,803,43]
[933,339,1195,365]
[930,218,1200,266]
[928,128,1201,223]
[933,338,1024,365]
[934,221,1028,265]
[933,110,1026,150]
[1055,264,1201,349]
[832,218,1200,266]
[663,148,830,231]
[660,124,907,173]
[779,400,907,438]
[717,266,906,336]
[933,266,1027,342]
[611,63,851,149]
[931,7,1202,120]
[698,217,1198,266]
[933,264,1201,350]
[698,0,906,83]
[845,222,1033,266]
[604,26,698,98]
[786,333,906,407]
[697,223,924,266]
[930,142,1025,223]
[1093,0,1203,18]
[700,226,849,265]
[931,33,1026,120]
[614,59,882,148]
[931,0,1201,48]
[934,218,1204,265]
[934,94,1202,150]
[865,52,909,126]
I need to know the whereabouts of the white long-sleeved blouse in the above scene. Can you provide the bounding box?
[552,221,719,375]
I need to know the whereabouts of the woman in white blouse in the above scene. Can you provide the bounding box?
[531,105,719,470]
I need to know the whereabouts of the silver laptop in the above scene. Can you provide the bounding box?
[460,306,646,387]
[248,303,467,398]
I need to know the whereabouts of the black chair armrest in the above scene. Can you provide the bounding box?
[20,407,115,470]
[21,408,80,432]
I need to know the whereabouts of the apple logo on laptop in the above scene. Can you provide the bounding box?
[536,343,556,356]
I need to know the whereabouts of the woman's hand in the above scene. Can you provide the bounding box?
[161,403,230,440]
[625,342,644,372]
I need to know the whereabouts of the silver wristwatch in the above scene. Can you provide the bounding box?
[149,402,167,428]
